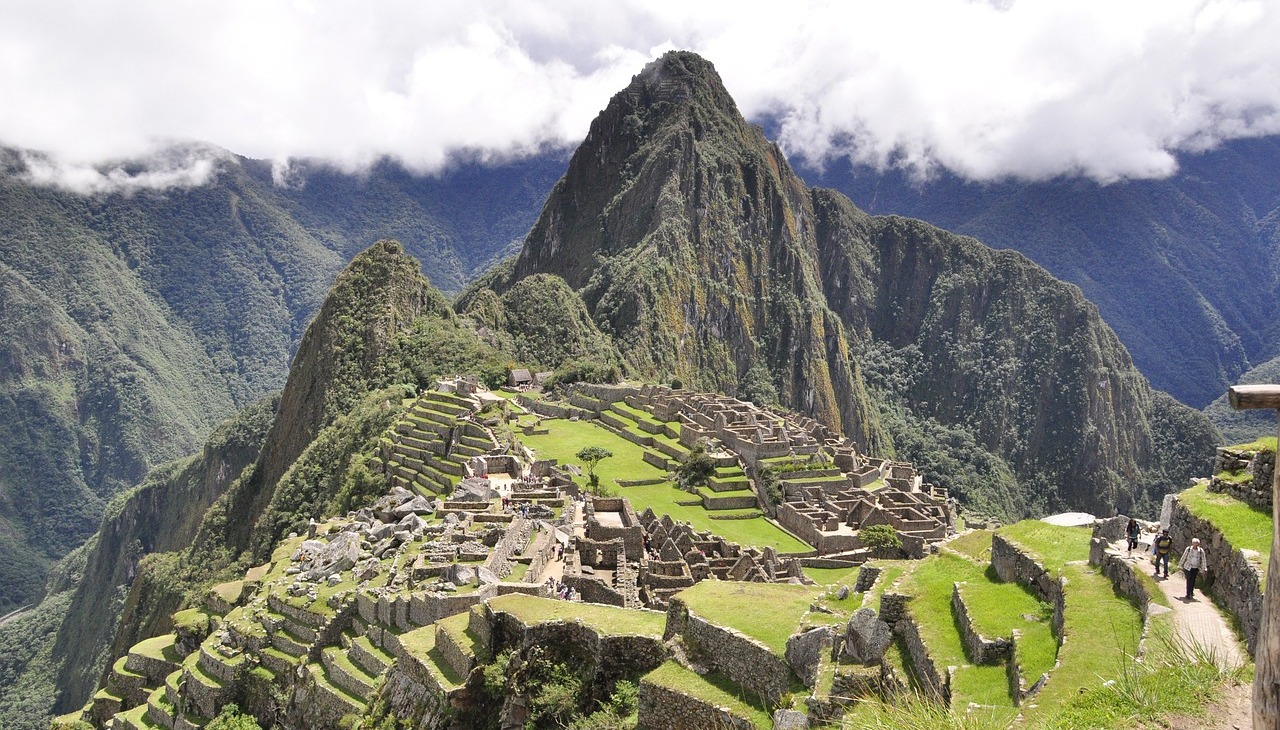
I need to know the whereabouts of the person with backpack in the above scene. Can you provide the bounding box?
[1153,528,1173,577]
[1126,518,1141,554]
[1180,537,1208,600]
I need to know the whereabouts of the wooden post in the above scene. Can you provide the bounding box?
[1228,384,1280,729]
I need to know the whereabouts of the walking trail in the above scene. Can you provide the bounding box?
[1112,539,1244,669]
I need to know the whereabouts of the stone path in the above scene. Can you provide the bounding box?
[1113,539,1244,669]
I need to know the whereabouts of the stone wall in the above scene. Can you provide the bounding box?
[1212,447,1274,509]
[952,582,1011,664]
[482,516,532,579]
[1168,496,1265,654]
[990,534,1065,642]
[379,668,454,730]
[637,677,757,730]
[564,575,626,607]
[1088,537,1151,613]
[664,599,796,703]
[877,592,949,702]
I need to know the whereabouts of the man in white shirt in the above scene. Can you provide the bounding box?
[1180,537,1207,600]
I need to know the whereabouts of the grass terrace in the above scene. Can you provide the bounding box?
[897,552,1017,708]
[487,594,666,637]
[674,581,822,655]
[642,661,772,729]
[997,521,1092,568]
[1180,481,1272,577]
[948,529,994,561]
[1226,435,1277,453]
[517,417,809,552]
[803,565,863,586]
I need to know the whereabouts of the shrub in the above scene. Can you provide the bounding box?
[860,524,903,552]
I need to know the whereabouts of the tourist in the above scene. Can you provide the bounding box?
[1180,537,1208,600]
[1152,528,1173,577]
[1126,518,1140,554]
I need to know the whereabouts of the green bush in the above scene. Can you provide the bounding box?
[860,524,903,552]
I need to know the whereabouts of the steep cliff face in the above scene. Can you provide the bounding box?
[812,192,1216,511]
[506,52,884,449]
[212,240,446,556]
[48,398,275,712]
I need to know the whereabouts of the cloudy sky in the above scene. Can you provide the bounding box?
[2,0,1278,190]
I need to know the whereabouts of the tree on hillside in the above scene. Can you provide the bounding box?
[675,441,716,492]
[576,446,613,494]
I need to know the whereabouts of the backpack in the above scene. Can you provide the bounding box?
[1155,535,1172,555]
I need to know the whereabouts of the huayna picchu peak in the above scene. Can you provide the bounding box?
[0,50,1255,730]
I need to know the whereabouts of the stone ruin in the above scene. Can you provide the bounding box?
[557,497,813,610]
[563,382,957,559]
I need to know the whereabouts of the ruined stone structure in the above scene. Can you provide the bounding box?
[563,382,956,558]
[1211,444,1275,509]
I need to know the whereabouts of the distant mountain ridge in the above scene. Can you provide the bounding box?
[795,138,1280,414]
[0,150,560,613]
[470,50,1217,516]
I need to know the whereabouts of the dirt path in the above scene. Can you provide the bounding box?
[1113,539,1245,669]
[0,605,32,628]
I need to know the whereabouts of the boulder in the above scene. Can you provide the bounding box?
[446,564,476,586]
[772,709,809,730]
[455,477,499,502]
[307,532,361,580]
[844,608,892,664]
[785,626,833,687]
[478,567,500,585]
[291,540,326,563]
[369,523,397,542]
[394,496,435,518]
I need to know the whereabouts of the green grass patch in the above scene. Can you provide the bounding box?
[130,634,181,663]
[1179,481,1272,578]
[675,581,821,655]
[1226,435,1277,453]
[642,662,772,729]
[1215,469,1253,484]
[506,562,530,582]
[803,565,864,586]
[948,530,993,561]
[488,594,666,637]
[997,521,1092,568]
[862,561,911,612]
[519,418,807,551]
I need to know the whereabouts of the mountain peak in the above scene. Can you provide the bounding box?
[623,50,736,111]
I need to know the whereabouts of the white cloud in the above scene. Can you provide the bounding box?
[2,0,1278,189]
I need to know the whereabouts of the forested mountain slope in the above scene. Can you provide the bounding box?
[0,151,557,613]
[798,138,1280,413]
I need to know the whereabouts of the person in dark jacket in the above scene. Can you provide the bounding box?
[1126,518,1141,554]
[1153,528,1173,577]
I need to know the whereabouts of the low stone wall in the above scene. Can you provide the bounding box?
[637,676,757,729]
[1168,496,1265,654]
[1005,630,1047,707]
[405,587,495,628]
[1212,447,1274,509]
[990,534,1065,642]
[896,604,950,702]
[521,397,594,421]
[483,516,532,579]
[664,599,796,703]
[564,575,626,607]
[1088,537,1151,613]
[952,583,1011,664]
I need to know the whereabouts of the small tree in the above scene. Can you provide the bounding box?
[860,524,903,554]
[576,446,613,494]
[675,441,716,491]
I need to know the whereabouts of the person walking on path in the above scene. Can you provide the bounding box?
[1126,518,1141,554]
[1180,537,1208,600]
[1153,528,1173,577]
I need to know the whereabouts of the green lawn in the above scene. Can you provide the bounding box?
[1028,563,1144,716]
[1226,435,1277,453]
[803,565,863,586]
[948,530,994,560]
[997,521,1093,568]
[488,594,667,637]
[518,418,809,552]
[642,662,772,729]
[898,552,1018,707]
[674,581,822,655]
[1179,481,1272,578]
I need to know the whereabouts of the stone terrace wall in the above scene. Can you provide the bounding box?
[664,599,795,703]
[991,534,1065,642]
[879,593,950,703]
[1213,448,1274,509]
[1088,537,1152,613]
[1168,496,1265,654]
[637,678,756,730]
[483,516,533,579]
[952,582,1010,664]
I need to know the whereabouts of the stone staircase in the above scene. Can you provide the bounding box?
[374,391,499,497]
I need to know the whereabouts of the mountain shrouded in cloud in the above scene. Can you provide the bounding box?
[3,0,1279,191]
